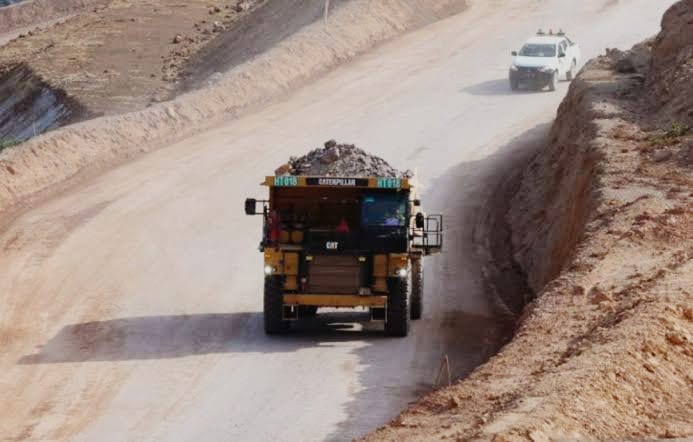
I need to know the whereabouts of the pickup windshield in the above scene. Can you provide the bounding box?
[519,43,556,57]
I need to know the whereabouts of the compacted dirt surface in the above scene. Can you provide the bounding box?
[0,0,678,440]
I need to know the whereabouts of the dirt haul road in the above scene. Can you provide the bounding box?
[0,1,673,440]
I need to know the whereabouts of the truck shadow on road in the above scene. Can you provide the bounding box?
[17,311,395,364]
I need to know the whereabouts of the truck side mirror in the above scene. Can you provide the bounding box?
[415,213,425,229]
[558,52,566,58]
[511,51,518,56]
[245,198,257,215]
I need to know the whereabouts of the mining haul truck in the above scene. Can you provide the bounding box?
[245,175,442,337]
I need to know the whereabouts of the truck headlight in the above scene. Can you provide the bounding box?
[509,64,519,71]
[397,268,408,278]
[264,265,275,275]
[539,66,554,73]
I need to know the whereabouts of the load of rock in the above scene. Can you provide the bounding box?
[275,140,413,178]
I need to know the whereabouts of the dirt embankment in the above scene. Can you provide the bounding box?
[0,0,467,140]
[367,1,693,440]
[0,63,92,141]
[0,0,266,120]
[0,0,467,219]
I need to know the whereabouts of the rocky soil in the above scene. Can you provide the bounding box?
[276,140,412,178]
[366,1,693,440]
[0,0,264,118]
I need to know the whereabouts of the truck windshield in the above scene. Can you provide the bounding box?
[362,194,407,228]
[519,43,556,57]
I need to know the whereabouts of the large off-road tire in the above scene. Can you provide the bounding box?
[264,276,288,334]
[410,259,423,320]
[548,71,557,91]
[566,60,576,81]
[298,306,318,317]
[385,277,410,337]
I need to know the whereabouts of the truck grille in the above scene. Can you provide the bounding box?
[307,255,361,294]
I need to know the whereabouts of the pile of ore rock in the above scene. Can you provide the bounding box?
[275,140,413,178]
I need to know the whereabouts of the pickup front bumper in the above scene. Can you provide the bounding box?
[510,67,553,87]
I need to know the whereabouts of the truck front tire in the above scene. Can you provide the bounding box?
[386,277,410,337]
[298,306,318,317]
[566,60,576,81]
[548,71,557,91]
[410,259,423,320]
[264,276,288,334]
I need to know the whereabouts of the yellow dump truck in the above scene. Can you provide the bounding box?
[245,175,442,336]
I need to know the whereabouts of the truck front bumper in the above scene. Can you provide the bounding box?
[283,294,387,308]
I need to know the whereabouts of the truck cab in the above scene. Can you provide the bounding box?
[245,175,442,337]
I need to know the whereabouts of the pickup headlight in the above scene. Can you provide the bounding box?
[264,265,275,275]
[539,66,555,73]
[396,268,408,278]
[509,65,519,71]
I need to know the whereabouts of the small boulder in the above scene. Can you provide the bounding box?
[235,1,252,12]
[652,149,672,163]
[589,286,612,304]
[666,332,687,346]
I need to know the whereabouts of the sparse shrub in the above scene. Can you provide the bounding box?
[649,122,690,147]
[0,138,20,153]
[665,121,689,138]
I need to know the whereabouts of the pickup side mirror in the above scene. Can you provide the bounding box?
[245,198,257,215]
[558,52,566,58]
[413,199,421,207]
[511,51,518,56]
[415,213,425,229]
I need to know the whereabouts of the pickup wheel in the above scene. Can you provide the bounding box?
[386,277,410,337]
[566,60,576,81]
[264,276,288,334]
[548,71,557,91]
[410,258,423,320]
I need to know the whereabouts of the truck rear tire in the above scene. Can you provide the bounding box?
[386,277,410,337]
[264,276,288,334]
[410,259,423,320]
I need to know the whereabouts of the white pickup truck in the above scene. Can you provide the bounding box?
[509,31,581,91]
